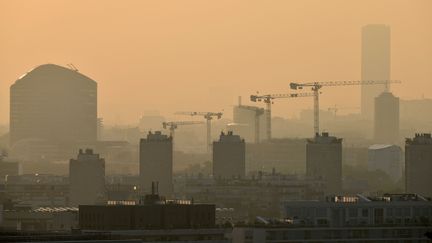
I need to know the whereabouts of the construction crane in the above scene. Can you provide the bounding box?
[250,92,315,141]
[289,80,401,135]
[175,111,223,153]
[162,121,204,139]
[327,105,360,117]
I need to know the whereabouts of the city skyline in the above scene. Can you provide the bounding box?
[1,0,432,125]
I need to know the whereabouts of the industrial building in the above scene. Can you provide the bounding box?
[368,144,402,182]
[176,173,325,223]
[213,131,246,180]
[281,193,432,227]
[232,225,430,242]
[374,92,400,143]
[9,64,97,147]
[0,159,21,183]
[69,149,106,206]
[139,131,173,196]
[361,24,391,119]
[405,133,432,198]
[306,132,342,195]
[79,185,215,230]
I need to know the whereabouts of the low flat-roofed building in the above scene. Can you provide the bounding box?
[282,193,432,227]
[79,185,215,230]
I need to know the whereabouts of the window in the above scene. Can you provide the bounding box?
[349,208,358,217]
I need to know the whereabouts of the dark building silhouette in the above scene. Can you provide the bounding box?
[306,132,342,195]
[405,133,432,198]
[213,131,245,179]
[374,92,399,143]
[79,184,215,230]
[10,64,97,146]
[361,25,391,119]
[139,131,173,196]
[69,149,105,206]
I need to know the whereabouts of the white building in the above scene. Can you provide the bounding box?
[368,144,402,181]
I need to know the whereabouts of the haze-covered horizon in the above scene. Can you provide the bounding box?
[1,0,431,125]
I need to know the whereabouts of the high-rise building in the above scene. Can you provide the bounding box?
[361,24,391,119]
[213,131,246,179]
[139,131,173,196]
[69,149,105,206]
[232,98,267,143]
[10,64,97,146]
[374,92,399,143]
[306,132,342,195]
[405,133,432,197]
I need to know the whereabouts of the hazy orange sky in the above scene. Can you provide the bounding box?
[1,0,431,125]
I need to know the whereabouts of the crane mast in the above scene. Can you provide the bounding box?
[289,80,401,135]
[250,92,315,141]
[174,111,223,153]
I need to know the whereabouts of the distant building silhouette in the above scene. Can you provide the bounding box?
[374,92,399,143]
[368,144,402,182]
[79,182,215,230]
[9,64,97,160]
[306,132,342,195]
[213,131,246,179]
[405,133,432,197]
[139,131,173,196]
[232,97,267,143]
[69,149,105,206]
[361,25,391,119]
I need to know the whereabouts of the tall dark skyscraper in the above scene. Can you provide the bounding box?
[213,131,246,179]
[10,64,97,145]
[361,24,391,119]
[405,133,432,198]
[306,132,342,195]
[374,92,399,143]
[139,131,173,196]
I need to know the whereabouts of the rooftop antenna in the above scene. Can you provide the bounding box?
[67,63,79,72]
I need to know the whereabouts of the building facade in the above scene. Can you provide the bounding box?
[405,133,432,197]
[213,131,246,180]
[10,64,97,146]
[69,149,105,206]
[374,92,400,143]
[139,131,173,196]
[306,133,342,195]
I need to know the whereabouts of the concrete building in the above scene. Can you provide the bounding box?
[361,24,391,119]
[0,207,78,231]
[232,225,431,242]
[246,138,306,174]
[405,133,432,197]
[232,99,267,143]
[282,194,432,227]
[213,131,246,180]
[176,174,325,223]
[69,149,105,206]
[10,64,97,146]
[306,133,342,195]
[368,144,402,182]
[139,131,173,196]
[0,160,21,183]
[79,188,215,230]
[374,92,400,143]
